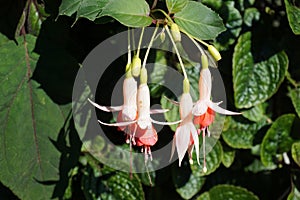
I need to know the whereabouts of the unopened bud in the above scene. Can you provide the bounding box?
[201,54,208,69]
[203,166,207,173]
[140,67,148,84]
[171,23,181,42]
[183,78,190,93]
[131,55,141,77]
[208,45,221,61]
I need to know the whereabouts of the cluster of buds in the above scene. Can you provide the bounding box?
[89,22,240,172]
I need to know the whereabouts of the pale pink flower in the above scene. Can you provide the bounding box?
[170,92,200,166]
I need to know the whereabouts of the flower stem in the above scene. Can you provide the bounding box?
[165,25,187,79]
[151,9,174,23]
[187,34,205,55]
[142,25,159,69]
[136,27,145,57]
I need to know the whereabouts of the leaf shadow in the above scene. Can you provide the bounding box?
[36,113,82,199]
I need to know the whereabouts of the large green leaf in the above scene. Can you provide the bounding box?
[197,184,259,200]
[222,116,268,149]
[166,0,188,13]
[59,0,152,27]
[0,34,64,199]
[292,141,300,167]
[233,32,288,109]
[284,0,300,35]
[172,164,206,199]
[221,145,235,168]
[98,0,152,27]
[289,87,300,118]
[261,114,295,168]
[174,1,226,40]
[242,103,268,122]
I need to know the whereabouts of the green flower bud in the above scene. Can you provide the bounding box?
[160,31,166,43]
[208,45,221,61]
[201,54,208,69]
[140,67,148,84]
[125,63,132,78]
[171,23,181,43]
[183,78,190,93]
[131,55,141,77]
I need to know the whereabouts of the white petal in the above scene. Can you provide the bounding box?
[180,93,193,119]
[209,102,241,115]
[122,106,137,121]
[137,118,152,129]
[199,68,212,100]
[88,98,123,112]
[98,119,136,127]
[189,123,200,165]
[169,135,176,162]
[150,109,169,114]
[151,118,182,125]
[192,100,208,116]
[176,125,190,167]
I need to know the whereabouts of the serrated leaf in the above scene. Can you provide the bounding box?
[214,1,243,51]
[172,163,206,200]
[166,0,188,13]
[99,0,152,27]
[222,116,268,149]
[222,145,235,168]
[243,7,260,27]
[174,1,226,40]
[197,184,259,200]
[261,114,295,168]
[233,32,288,109]
[59,0,152,27]
[0,34,64,199]
[59,0,108,21]
[292,142,300,167]
[242,103,267,122]
[289,87,300,118]
[285,0,300,35]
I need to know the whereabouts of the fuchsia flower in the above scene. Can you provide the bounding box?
[89,68,180,161]
[170,91,200,166]
[192,58,240,132]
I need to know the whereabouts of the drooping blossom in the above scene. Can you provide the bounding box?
[170,83,200,166]
[192,55,240,172]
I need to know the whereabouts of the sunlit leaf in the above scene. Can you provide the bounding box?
[0,34,64,199]
[166,0,188,13]
[289,87,300,118]
[197,184,259,200]
[233,32,288,108]
[284,0,300,35]
[243,7,260,27]
[174,1,226,40]
[242,103,267,122]
[261,114,295,168]
[292,142,300,167]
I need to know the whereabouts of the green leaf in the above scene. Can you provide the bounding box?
[222,116,268,149]
[289,87,300,118]
[233,32,289,109]
[201,0,223,10]
[172,164,206,199]
[242,103,267,122]
[174,1,226,40]
[161,96,180,131]
[214,1,243,51]
[243,7,260,27]
[261,114,295,168]
[99,0,152,27]
[0,34,64,199]
[222,145,235,168]
[245,159,275,173]
[59,0,152,27]
[292,142,300,167]
[288,185,300,200]
[197,184,259,200]
[27,1,45,36]
[166,0,188,13]
[59,0,107,21]
[284,0,300,35]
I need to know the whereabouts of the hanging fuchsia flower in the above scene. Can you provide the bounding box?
[170,80,200,166]
[192,55,240,130]
[88,75,138,144]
